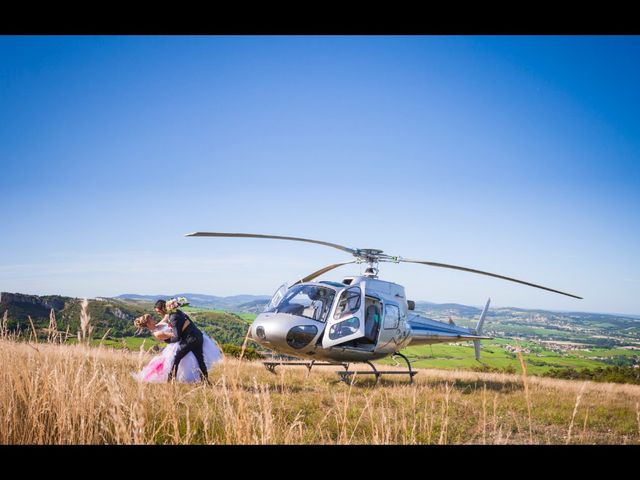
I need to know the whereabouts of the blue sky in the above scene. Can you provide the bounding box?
[1,36,639,314]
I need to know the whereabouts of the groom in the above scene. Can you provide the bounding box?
[155,299,211,385]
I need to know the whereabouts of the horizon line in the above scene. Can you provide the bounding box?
[1,290,638,319]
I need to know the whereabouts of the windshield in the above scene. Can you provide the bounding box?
[264,284,336,322]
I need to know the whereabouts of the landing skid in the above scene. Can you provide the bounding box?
[262,360,350,374]
[262,352,417,386]
[337,352,417,386]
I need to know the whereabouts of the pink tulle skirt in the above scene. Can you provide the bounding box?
[132,333,224,383]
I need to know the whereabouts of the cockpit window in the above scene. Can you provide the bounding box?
[264,284,336,323]
[265,284,287,312]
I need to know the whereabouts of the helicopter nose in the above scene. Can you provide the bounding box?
[251,313,285,346]
[251,313,320,351]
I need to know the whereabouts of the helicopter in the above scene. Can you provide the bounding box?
[187,232,582,384]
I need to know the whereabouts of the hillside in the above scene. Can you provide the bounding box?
[1,337,639,444]
[0,292,149,338]
[181,308,252,345]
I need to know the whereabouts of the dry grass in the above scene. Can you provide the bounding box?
[77,298,93,345]
[1,338,639,445]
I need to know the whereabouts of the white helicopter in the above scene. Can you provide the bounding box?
[187,232,582,384]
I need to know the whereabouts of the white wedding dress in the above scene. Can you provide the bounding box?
[132,322,224,383]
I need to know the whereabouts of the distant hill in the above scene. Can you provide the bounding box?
[414,301,640,324]
[414,301,482,317]
[116,293,270,311]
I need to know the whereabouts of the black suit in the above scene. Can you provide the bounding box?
[166,309,210,384]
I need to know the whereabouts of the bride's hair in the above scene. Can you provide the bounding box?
[133,313,154,335]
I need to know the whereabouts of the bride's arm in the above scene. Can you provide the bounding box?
[151,323,173,341]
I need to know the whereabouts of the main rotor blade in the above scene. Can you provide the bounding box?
[292,261,356,285]
[186,232,357,256]
[400,258,583,299]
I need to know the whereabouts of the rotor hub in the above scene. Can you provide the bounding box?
[354,249,386,266]
[359,249,383,255]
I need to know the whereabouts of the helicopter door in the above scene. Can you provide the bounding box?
[322,283,366,348]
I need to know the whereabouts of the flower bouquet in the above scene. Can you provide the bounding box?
[166,296,190,313]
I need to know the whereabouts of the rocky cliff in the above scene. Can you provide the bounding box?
[0,292,66,311]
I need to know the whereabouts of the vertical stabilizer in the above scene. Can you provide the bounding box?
[473,298,491,361]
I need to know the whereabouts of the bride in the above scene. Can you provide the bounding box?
[132,312,224,383]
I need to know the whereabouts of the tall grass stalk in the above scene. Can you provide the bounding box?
[481,384,487,444]
[78,298,93,345]
[47,308,59,344]
[239,326,252,361]
[582,406,590,441]
[566,382,587,444]
[2,310,9,339]
[28,315,38,344]
[438,382,451,444]
[517,351,533,444]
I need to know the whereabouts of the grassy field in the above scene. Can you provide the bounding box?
[181,306,255,321]
[377,340,636,375]
[67,336,165,351]
[1,337,639,444]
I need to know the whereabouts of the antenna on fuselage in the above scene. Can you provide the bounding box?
[363,266,379,278]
